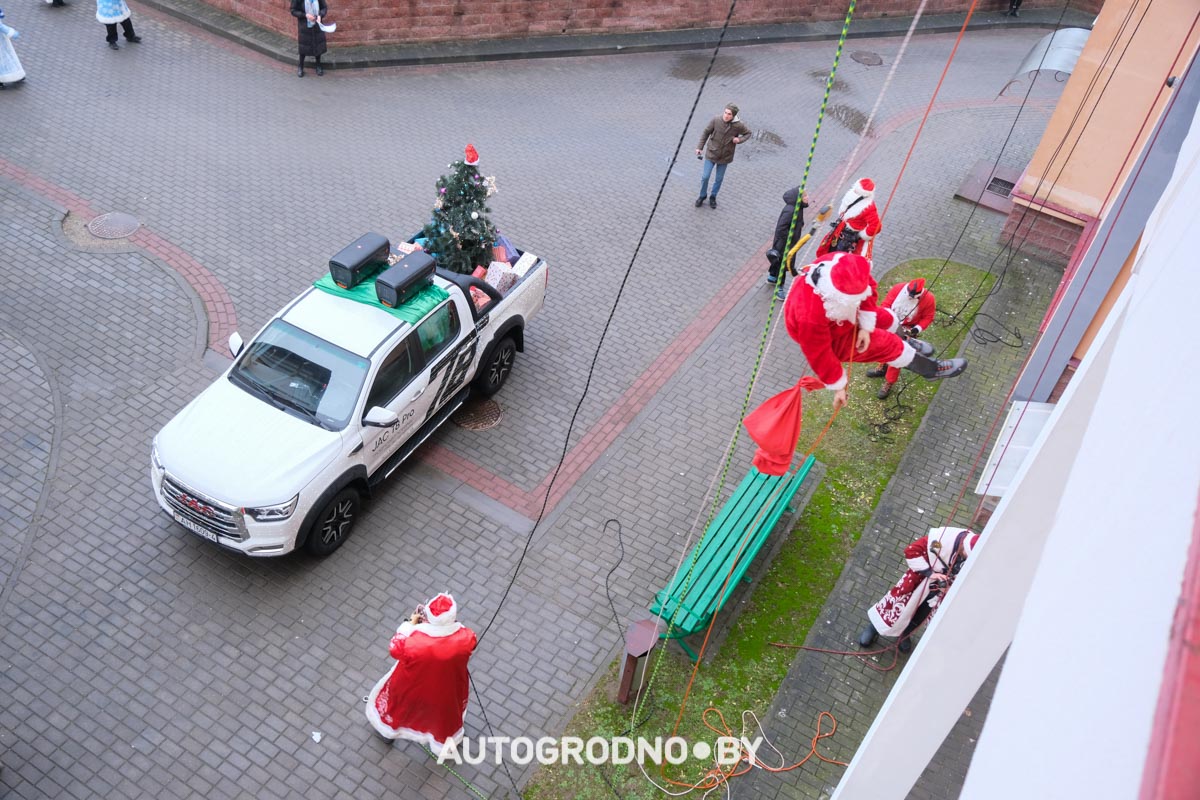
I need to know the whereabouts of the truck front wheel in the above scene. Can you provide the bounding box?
[475,336,517,397]
[305,487,360,556]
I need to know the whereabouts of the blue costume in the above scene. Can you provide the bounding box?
[0,8,24,87]
[95,0,139,48]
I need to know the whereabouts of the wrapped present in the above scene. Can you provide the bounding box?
[396,241,424,255]
[492,245,509,264]
[512,251,538,278]
[472,265,488,279]
[493,233,518,262]
[469,286,492,310]
[485,260,518,295]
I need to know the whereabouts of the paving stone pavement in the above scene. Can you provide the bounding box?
[1,10,1067,798]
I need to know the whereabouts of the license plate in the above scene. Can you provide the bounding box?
[174,512,220,543]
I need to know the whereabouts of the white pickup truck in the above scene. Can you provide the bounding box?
[150,235,547,557]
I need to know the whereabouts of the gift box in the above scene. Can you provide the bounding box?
[472,265,488,279]
[512,251,538,278]
[396,241,423,255]
[493,233,518,262]
[485,260,518,295]
[469,286,492,310]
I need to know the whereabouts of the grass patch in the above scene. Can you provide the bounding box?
[524,260,994,799]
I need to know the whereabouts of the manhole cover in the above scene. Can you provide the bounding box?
[851,51,883,66]
[453,398,502,431]
[87,212,140,239]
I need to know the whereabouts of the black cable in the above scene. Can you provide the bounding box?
[475,0,741,647]
[874,0,1150,430]
[466,672,521,799]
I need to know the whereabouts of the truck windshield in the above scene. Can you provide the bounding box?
[229,320,369,430]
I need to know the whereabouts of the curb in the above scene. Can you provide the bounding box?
[132,2,1096,70]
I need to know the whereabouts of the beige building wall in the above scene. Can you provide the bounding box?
[1017,0,1200,221]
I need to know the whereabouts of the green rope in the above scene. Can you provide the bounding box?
[424,747,493,800]
[632,0,859,738]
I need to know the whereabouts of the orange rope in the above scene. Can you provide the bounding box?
[878,0,979,223]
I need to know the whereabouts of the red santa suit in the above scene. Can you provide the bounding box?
[365,593,477,755]
[878,278,937,385]
[867,527,980,636]
[784,251,918,391]
[815,177,882,258]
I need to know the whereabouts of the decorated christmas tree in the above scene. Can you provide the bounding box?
[420,144,498,275]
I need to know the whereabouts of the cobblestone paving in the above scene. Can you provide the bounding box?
[1,10,1064,798]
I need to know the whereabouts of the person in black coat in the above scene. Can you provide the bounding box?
[765,186,808,298]
[290,0,327,77]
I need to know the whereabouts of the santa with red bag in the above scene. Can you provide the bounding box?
[866,277,937,398]
[815,177,882,258]
[365,593,477,755]
[743,253,965,475]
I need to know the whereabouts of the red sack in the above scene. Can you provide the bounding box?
[743,377,823,476]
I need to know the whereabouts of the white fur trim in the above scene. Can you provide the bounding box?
[825,370,848,391]
[838,186,875,216]
[905,555,930,571]
[857,310,877,333]
[886,313,901,334]
[364,666,466,753]
[888,341,915,368]
[410,620,464,638]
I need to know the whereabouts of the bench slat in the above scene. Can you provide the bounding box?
[651,456,815,642]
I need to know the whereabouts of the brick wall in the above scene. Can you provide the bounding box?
[206,0,1105,49]
[1000,203,1085,267]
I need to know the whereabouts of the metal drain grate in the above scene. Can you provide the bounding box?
[985,177,1016,197]
[87,212,140,239]
[453,398,502,431]
[851,51,883,66]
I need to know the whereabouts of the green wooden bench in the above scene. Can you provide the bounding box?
[649,456,816,662]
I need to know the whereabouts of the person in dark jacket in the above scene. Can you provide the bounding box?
[694,103,751,209]
[765,186,809,298]
[291,0,328,77]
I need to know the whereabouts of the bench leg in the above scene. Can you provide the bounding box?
[678,638,699,663]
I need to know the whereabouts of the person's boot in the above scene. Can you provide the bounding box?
[898,636,913,654]
[905,352,967,380]
[877,381,894,399]
[908,337,934,357]
[765,249,781,284]
[865,366,886,378]
[709,196,717,209]
[695,196,706,208]
[858,623,878,648]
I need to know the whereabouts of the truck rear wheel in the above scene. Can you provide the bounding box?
[305,487,360,556]
[474,336,517,396]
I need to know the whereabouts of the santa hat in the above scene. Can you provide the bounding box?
[838,177,876,216]
[424,593,458,627]
[464,145,479,166]
[827,252,871,296]
[908,278,926,296]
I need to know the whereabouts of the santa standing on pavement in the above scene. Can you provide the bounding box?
[783,251,966,412]
[816,177,882,258]
[866,277,938,398]
[365,592,477,756]
[858,526,981,653]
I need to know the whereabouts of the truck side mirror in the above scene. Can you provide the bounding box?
[228,332,244,358]
[363,406,399,428]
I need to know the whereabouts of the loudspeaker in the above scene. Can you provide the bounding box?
[376,251,436,308]
[330,233,391,289]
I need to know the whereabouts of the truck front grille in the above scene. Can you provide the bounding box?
[161,476,248,541]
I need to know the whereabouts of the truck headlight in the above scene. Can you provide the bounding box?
[245,495,299,522]
[151,440,164,474]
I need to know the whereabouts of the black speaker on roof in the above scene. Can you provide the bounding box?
[376,251,436,308]
[330,233,391,289]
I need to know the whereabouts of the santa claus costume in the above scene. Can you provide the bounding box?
[783,252,966,392]
[859,527,980,652]
[866,278,938,398]
[815,178,882,258]
[365,593,477,755]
